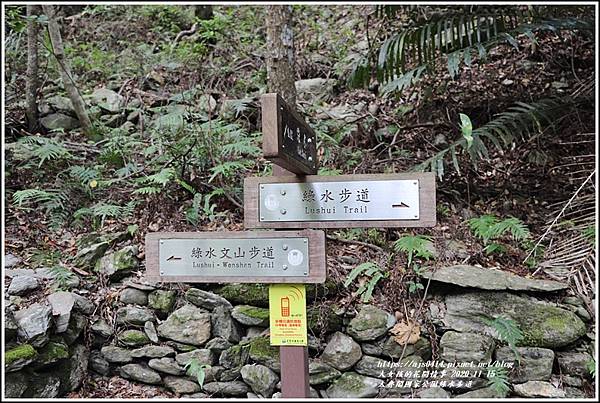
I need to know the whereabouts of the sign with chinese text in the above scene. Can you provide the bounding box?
[262,93,318,175]
[244,173,436,229]
[269,284,308,346]
[145,230,326,283]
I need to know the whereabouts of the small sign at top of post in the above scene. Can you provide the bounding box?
[262,93,318,175]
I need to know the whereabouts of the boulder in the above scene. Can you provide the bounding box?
[347,305,396,341]
[27,373,62,398]
[442,291,586,348]
[95,245,139,281]
[119,330,150,347]
[116,306,155,326]
[47,95,75,114]
[176,349,215,366]
[74,241,110,268]
[14,303,53,347]
[5,372,28,398]
[556,352,594,377]
[309,360,342,385]
[89,87,124,113]
[33,341,69,369]
[40,113,80,131]
[157,305,212,346]
[47,291,75,333]
[307,305,343,335]
[240,364,279,397]
[149,357,185,375]
[215,284,269,307]
[101,346,133,363]
[513,381,566,398]
[326,372,380,398]
[439,331,494,364]
[120,363,162,384]
[63,311,86,345]
[247,337,281,372]
[131,345,175,358]
[232,305,269,326]
[148,290,176,314]
[417,387,451,398]
[354,355,389,378]
[35,267,80,289]
[219,344,250,369]
[56,343,89,394]
[206,337,233,354]
[321,332,362,371]
[7,275,40,296]
[495,346,554,382]
[71,293,94,314]
[211,306,242,343]
[186,288,233,311]
[144,321,159,343]
[89,351,109,375]
[164,376,201,394]
[91,318,113,338]
[295,78,336,102]
[202,381,249,397]
[120,288,148,305]
[5,343,37,372]
[421,265,568,292]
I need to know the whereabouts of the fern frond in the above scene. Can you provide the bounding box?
[143,167,176,187]
[344,262,378,287]
[393,235,434,266]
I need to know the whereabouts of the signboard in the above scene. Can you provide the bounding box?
[262,93,318,175]
[244,173,436,229]
[145,230,326,283]
[269,284,308,346]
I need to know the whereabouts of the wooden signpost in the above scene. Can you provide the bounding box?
[145,92,436,399]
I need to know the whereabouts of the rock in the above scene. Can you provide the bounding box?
[417,387,451,398]
[89,87,124,113]
[124,279,157,291]
[47,291,75,333]
[6,313,18,341]
[247,337,281,372]
[241,364,279,397]
[295,78,336,102]
[307,305,343,336]
[420,265,568,292]
[144,321,159,343]
[322,332,362,371]
[309,360,342,385]
[232,305,269,326]
[120,288,148,305]
[5,343,37,372]
[380,336,431,360]
[33,341,69,369]
[186,288,233,311]
[5,371,28,397]
[56,343,89,394]
[575,307,591,322]
[40,113,80,131]
[563,375,583,387]
[211,306,242,343]
[495,346,554,382]
[442,291,586,348]
[27,373,61,398]
[164,375,201,394]
[119,330,150,347]
[439,331,494,364]
[354,355,388,378]
[326,372,380,398]
[198,94,217,113]
[7,275,40,296]
[556,352,593,377]
[89,351,110,375]
[219,344,250,369]
[5,253,21,268]
[203,365,224,383]
[317,102,365,123]
[244,326,265,341]
[176,349,215,366]
[14,303,53,347]
[120,363,162,384]
[116,306,155,326]
[564,386,586,398]
[74,241,110,268]
[131,345,175,358]
[35,267,80,289]
[148,290,176,314]
[71,293,94,314]
[47,95,75,114]
[219,366,242,382]
[347,305,395,341]
[63,312,86,345]
[157,305,212,346]
[513,381,566,397]
[202,381,249,397]
[149,357,185,375]
[456,385,508,398]
[101,346,132,363]
[91,318,113,338]
[95,246,139,281]
[215,283,269,307]
[167,341,197,352]
[206,337,233,354]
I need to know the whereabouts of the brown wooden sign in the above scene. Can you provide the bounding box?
[262,93,318,175]
[145,230,326,283]
[244,172,436,229]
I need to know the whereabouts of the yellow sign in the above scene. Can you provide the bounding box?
[269,284,307,346]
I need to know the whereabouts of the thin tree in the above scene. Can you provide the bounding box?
[42,5,92,134]
[25,5,41,132]
[265,5,297,107]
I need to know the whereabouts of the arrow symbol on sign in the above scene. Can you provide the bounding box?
[392,202,410,208]
[166,255,182,261]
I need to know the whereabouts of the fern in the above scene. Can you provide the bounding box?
[586,359,596,377]
[132,186,162,195]
[483,315,524,362]
[468,215,530,253]
[393,234,434,266]
[74,201,136,227]
[221,139,261,157]
[344,262,388,302]
[12,188,71,228]
[16,136,74,167]
[47,266,76,291]
[184,358,211,388]
[486,363,511,396]
[208,161,250,183]
[143,167,176,187]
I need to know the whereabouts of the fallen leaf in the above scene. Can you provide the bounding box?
[389,320,420,345]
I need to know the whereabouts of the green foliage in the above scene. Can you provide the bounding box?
[47,266,77,291]
[582,225,596,246]
[74,201,136,227]
[393,234,434,266]
[12,188,71,229]
[468,214,531,254]
[184,358,211,388]
[483,315,524,362]
[29,249,62,268]
[15,136,74,168]
[344,262,389,302]
[486,363,511,396]
[459,113,473,150]
[586,359,596,377]
[185,189,225,225]
[407,281,424,293]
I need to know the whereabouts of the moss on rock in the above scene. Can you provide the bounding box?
[34,341,69,367]
[119,330,150,347]
[148,290,176,314]
[215,284,269,307]
[307,305,343,336]
[6,344,37,365]
[247,337,280,372]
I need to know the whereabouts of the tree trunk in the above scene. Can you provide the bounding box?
[25,5,41,133]
[42,5,92,135]
[195,5,213,20]
[265,5,297,107]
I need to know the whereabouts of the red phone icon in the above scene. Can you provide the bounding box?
[281,297,290,317]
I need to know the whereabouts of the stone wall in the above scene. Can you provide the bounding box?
[4,243,595,399]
